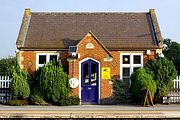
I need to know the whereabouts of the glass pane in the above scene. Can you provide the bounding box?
[50,55,57,62]
[123,77,130,88]
[123,68,130,88]
[123,68,130,76]
[134,55,141,64]
[123,55,130,64]
[39,55,46,64]
[83,63,89,86]
[133,67,140,72]
[91,63,97,86]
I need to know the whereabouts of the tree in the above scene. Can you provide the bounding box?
[145,57,177,99]
[37,61,70,104]
[130,68,156,104]
[10,65,30,99]
[0,56,17,76]
[163,39,180,75]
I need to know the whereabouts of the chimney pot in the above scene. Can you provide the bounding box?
[25,8,31,16]
[149,9,155,14]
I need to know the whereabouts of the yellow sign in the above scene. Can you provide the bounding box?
[102,67,111,79]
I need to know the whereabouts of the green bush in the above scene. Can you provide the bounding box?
[6,99,28,106]
[130,68,156,104]
[6,100,21,106]
[30,95,48,105]
[59,96,80,106]
[10,65,30,99]
[0,56,17,76]
[37,61,70,104]
[112,79,127,103]
[146,57,177,99]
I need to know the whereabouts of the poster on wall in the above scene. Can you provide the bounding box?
[102,67,110,79]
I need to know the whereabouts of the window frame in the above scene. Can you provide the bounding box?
[120,52,144,87]
[36,53,59,69]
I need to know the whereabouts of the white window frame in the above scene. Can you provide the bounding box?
[36,53,59,69]
[120,52,144,84]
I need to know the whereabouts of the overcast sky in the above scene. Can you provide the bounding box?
[0,0,180,58]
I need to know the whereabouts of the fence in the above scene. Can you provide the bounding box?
[0,76,11,103]
[163,76,180,103]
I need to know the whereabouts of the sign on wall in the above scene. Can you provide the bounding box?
[69,78,79,88]
[102,67,111,79]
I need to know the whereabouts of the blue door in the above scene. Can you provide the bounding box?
[81,59,99,104]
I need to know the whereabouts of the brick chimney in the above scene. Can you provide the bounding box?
[24,8,31,16]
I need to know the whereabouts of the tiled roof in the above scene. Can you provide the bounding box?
[17,10,162,50]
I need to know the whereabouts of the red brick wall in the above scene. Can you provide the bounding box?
[21,51,69,75]
[21,51,36,75]
[20,34,156,104]
[144,50,156,65]
[68,34,120,103]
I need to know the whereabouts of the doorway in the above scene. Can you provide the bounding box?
[81,59,99,104]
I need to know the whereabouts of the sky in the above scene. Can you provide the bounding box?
[0,0,180,58]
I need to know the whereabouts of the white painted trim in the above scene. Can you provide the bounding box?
[79,57,101,104]
[120,52,144,81]
[36,52,59,69]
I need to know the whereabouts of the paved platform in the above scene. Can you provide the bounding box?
[0,104,179,118]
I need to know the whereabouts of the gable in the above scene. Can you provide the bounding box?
[77,32,112,60]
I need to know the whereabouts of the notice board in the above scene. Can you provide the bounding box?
[102,67,110,79]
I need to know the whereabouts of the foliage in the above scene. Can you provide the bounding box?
[163,39,180,75]
[37,61,70,104]
[6,99,28,106]
[29,95,48,105]
[112,79,127,103]
[0,56,17,76]
[145,57,177,99]
[10,65,31,99]
[59,96,80,106]
[130,68,156,104]
[6,100,21,106]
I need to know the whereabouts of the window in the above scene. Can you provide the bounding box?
[133,55,141,64]
[120,53,143,88]
[39,55,46,64]
[50,55,58,62]
[123,55,130,64]
[36,53,59,69]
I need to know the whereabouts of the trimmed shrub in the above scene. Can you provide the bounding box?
[113,79,127,103]
[146,57,177,99]
[130,68,156,104]
[37,61,70,104]
[10,65,30,99]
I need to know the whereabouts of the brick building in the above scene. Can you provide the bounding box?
[16,8,163,104]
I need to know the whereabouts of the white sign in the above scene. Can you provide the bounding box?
[69,78,79,88]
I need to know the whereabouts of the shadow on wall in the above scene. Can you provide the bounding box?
[100,96,116,105]
[111,75,120,80]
